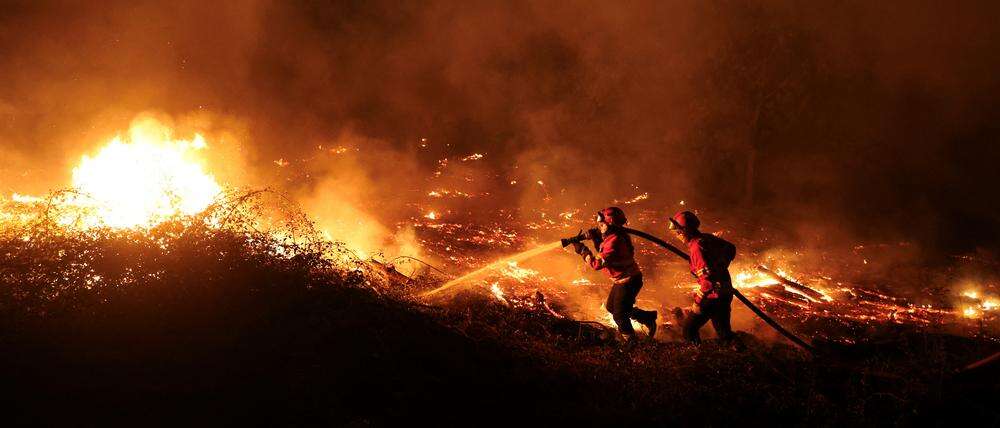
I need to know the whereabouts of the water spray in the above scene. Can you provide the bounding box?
[421,241,564,297]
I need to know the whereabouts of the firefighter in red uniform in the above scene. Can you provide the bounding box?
[569,207,658,342]
[668,211,738,343]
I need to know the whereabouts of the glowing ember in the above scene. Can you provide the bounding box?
[490,282,507,303]
[425,211,439,220]
[616,192,649,205]
[69,118,221,229]
[427,189,476,198]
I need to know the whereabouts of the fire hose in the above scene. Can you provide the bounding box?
[621,227,817,354]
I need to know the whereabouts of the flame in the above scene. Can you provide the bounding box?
[732,265,833,303]
[69,118,221,229]
[733,269,777,289]
[11,193,44,204]
[490,282,507,303]
[599,304,643,331]
[960,288,999,314]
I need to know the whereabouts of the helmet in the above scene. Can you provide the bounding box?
[668,211,700,232]
[597,206,627,226]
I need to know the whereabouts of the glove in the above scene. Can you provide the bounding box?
[693,284,720,305]
[571,241,588,255]
[688,302,702,315]
[584,228,603,249]
[692,289,706,303]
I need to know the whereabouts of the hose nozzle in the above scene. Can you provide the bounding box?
[560,232,583,248]
[561,228,599,247]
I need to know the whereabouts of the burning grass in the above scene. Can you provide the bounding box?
[0,190,362,321]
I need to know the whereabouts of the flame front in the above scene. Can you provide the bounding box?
[69,118,222,229]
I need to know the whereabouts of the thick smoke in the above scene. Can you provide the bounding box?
[1,0,999,255]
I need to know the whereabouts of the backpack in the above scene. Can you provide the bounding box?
[703,234,737,269]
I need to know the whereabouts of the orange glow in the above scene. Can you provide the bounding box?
[69,117,222,229]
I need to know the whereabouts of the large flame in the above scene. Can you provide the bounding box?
[70,118,221,228]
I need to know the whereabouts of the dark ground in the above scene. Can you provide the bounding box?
[1,225,998,427]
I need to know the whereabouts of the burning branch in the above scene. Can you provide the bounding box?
[755,265,829,302]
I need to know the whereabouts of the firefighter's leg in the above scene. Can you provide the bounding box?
[709,295,735,342]
[612,311,636,336]
[607,283,636,336]
[623,276,657,328]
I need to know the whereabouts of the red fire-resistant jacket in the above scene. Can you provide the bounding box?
[687,233,736,298]
[584,228,641,281]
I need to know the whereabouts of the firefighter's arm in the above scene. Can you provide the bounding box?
[584,228,603,250]
[571,242,605,270]
[689,242,715,299]
[592,233,629,271]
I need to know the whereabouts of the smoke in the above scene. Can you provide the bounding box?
[294,129,425,259]
[1,0,999,255]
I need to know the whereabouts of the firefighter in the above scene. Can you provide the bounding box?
[569,207,658,342]
[668,211,738,344]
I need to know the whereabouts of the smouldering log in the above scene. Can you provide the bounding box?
[756,265,826,302]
